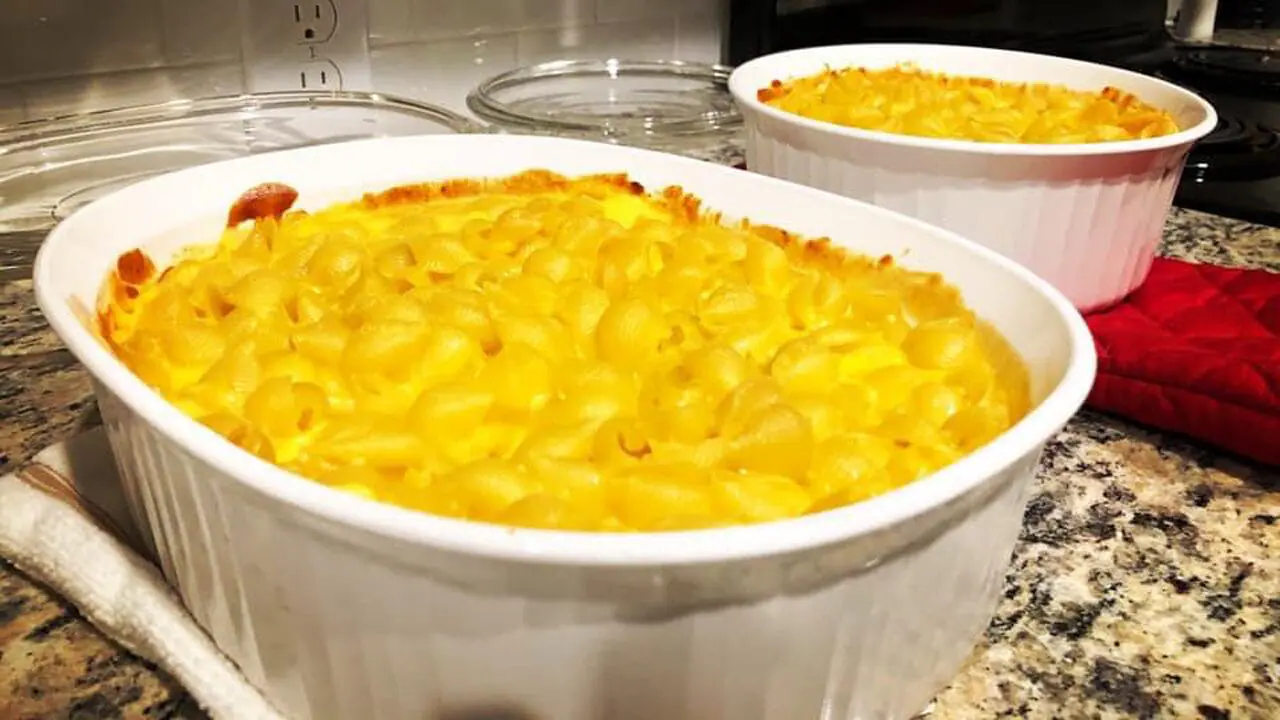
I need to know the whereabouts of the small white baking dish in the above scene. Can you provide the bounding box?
[728,44,1218,311]
[35,134,1094,720]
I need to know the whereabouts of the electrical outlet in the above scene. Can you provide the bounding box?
[298,57,342,90]
[239,0,371,92]
[293,1,338,45]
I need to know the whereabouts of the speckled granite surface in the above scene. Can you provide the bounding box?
[1,204,1277,719]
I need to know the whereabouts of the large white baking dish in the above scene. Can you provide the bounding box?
[728,44,1218,312]
[35,134,1095,720]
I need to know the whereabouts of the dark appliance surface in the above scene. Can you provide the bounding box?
[1159,47,1280,227]
[727,0,1173,70]
[1214,0,1280,30]
[727,0,1280,227]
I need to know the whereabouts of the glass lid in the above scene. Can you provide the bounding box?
[467,59,742,145]
[0,91,480,283]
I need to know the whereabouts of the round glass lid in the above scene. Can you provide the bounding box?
[467,59,742,142]
[0,91,479,282]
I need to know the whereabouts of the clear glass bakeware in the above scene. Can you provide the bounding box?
[0,91,480,283]
[467,59,743,155]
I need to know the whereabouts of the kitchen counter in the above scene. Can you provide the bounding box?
[0,203,1277,720]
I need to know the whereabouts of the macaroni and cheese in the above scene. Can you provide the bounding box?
[757,64,1180,144]
[100,171,1029,531]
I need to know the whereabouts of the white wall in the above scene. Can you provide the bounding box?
[0,0,726,123]
[370,0,726,114]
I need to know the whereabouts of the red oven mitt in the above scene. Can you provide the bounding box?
[1084,257,1280,466]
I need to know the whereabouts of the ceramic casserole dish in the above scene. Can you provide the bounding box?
[728,44,1217,312]
[34,133,1094,720]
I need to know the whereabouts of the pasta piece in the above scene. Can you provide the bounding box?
[595,297,665,368]
[711,471,810,524]
[499,494,595,531]
[610,466,715,530]
[433,460,533,521]
[723,403,815,478]
[408,381,494,439]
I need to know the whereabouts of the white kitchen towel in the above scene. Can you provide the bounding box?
[0,427,284,720]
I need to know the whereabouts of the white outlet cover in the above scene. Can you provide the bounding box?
[298,58,343,91]
[239,0,372,92]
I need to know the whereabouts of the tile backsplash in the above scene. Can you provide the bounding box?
[0,0,726,123]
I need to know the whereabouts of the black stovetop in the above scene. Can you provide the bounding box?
[1159,46,1280,227]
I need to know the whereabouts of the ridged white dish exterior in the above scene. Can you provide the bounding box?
[729,44,1218,312]
[36,134,1096,720]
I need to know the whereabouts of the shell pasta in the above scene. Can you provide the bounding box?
[99,171,1029,532]
[758,64,1180,144]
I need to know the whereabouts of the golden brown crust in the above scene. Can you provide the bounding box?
[97,169,921,345]
[97,250,156,342]
[116,249,156,285]
[227,182,299,228]
[757,79,786,103]
[357,170,644,210]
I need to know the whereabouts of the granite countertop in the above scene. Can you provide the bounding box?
[1,200,1277,719]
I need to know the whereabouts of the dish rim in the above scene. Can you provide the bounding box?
[34,133,1097,567]
[727,43,1219,157]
